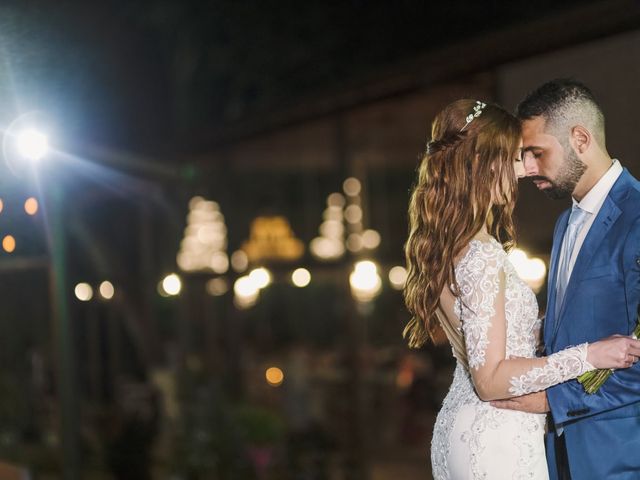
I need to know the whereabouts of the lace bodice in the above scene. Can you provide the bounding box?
[454,238,593,398]
[431,238,595,480]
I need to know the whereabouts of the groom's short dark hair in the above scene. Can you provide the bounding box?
[516,79,606,146]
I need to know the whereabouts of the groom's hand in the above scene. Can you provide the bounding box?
[490,391,550,413]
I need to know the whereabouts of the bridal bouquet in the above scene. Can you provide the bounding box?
[577,311,640,394]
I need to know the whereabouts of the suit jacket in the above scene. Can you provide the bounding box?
[544,168,640,480]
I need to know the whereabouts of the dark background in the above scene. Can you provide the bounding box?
[0,1,638,479]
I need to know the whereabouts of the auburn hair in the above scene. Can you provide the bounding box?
[403,99,521,348]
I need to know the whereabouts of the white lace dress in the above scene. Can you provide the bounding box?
[431,238,595,480]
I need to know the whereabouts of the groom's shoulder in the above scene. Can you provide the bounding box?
[617,170,640,211]
[625,168,640,190]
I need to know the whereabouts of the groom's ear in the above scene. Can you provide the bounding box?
[569,125,591,154]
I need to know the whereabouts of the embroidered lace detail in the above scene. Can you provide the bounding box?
[431,363,481,479]
[508,343,594,396]
[455,240,503,369]
[512,415,546,480]
[430,238,581,479]
[461,406,494,479]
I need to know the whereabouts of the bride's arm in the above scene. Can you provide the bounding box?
[459,246,638,401]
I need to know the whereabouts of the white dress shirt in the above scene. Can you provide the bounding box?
[559,159,623,283]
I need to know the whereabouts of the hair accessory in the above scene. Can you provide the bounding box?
[460,101,486,131]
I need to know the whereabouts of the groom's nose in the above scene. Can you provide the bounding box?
[522,152,539,176]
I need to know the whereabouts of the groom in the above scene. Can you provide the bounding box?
[492,79,640,479]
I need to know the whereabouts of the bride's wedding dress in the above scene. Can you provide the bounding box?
[431,238,594,480]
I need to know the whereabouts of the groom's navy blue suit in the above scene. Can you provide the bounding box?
[544,168,640,479]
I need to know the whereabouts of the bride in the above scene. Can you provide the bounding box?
[402,99,639,479]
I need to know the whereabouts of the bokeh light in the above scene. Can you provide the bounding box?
[291,268,311,287]
[349,260,382,302]
[343,177,362,197]
[310,236,345,260]
[388,266,408,290]
[234,275,260,309]
[265,367,284,387]
[327,192,346,208]
[99,281,115,300]
[346,233,363,253]
[2,235,16,253]
[362,229,381,249]
[210,252,229,274]
[24,197,38,215]
[231,250,249,272]
[75,283,93,302]
[344,205,363,224]
[249,267,272,289]
[206,278,229,296]
[161,274,182,296]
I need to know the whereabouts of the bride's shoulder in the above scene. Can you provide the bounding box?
[456,236,506,273]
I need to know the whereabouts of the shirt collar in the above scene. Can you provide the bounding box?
[572,159,623,214]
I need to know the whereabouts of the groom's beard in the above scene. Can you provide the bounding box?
[531,149,587,200]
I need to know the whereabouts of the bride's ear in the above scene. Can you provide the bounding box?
[569,125,591,155]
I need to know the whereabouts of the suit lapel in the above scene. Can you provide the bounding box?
[550,173,628,342]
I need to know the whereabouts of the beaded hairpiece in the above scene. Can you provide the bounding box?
[460,101,487,131]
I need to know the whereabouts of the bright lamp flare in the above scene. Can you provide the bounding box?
[75,283,93,302]
[265,367,284,387]
[350,260,382,302]
[234,276,259,297]
[507,248,547,293]
[16,129,48,161]
[291,268,311,287]
[24,197,39,215]
[249,267,272,289]
[162,273,182,296]
[99,281,115,300]
[2,235,16,253]
[508,249,528,267]
[234,275,260,309]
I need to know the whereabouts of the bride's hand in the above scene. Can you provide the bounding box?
[587,335,640,369]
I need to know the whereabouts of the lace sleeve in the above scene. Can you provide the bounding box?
[457,243,502,370]
[508,344,593,396]
[457,241,595,401]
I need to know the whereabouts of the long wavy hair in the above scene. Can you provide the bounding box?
[403,99,521,348]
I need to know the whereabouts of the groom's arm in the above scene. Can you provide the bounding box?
[545,361,640,424]
[491,390,550,413]
[493,217,640,421]
[546,217,640,425]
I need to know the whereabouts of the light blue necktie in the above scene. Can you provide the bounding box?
[555,204,590,318]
